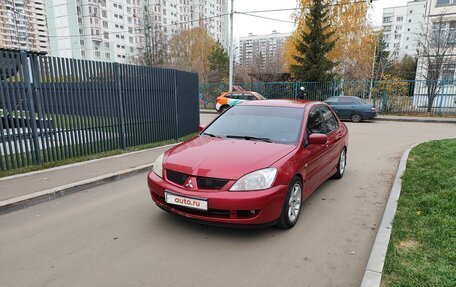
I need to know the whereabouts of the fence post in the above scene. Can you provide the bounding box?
[174,70,179,140]
[21,52,42,164]
[439,79,445,114]
[295,81,299,99]
[114,63,127,150]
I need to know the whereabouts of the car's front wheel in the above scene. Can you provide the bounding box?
[277,177,303,229]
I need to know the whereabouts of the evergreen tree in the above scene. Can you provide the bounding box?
[207,42,229,83]
[290,0,336,82]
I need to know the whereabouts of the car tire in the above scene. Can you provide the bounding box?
[277,176,303,229]
[220,105,230,113]
[332,148,347,179]
[351,114,362,122]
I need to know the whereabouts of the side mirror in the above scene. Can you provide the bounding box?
[198,124,207,132]
[308,133,328,145]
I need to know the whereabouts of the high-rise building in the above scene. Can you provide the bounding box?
[381,0,427,59]
[143,0,229,47]
[45,0,228,63]
[46,0,145,63]
[0,0,49,53]
[239,31,290,73]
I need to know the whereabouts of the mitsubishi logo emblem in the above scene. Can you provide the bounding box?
[185,178,193,189]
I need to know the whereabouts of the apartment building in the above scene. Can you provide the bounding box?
[239,31,290,73]
[45,0,228,63]
[0,0,49,53]
[46,0,145,63]
[414,0,456,108]
[381,0,426,59]
[144,0,229,47]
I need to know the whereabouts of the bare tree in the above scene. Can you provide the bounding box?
[136,1,168,67]
[418,14,456,113]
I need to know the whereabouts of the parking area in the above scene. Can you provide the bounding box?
[0,115,455,287]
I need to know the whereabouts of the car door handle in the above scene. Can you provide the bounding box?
[336,132,343,140]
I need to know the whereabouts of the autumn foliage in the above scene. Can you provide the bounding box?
[284,0,376,80]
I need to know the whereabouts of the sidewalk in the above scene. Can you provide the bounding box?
[200,108,456,124]
[0,144,176,208]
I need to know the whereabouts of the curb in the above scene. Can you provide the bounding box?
[0,143,178,182]
[376,117,456,124]
[200,109,218,114]
[0,163,153,214]
[360,144,417,287]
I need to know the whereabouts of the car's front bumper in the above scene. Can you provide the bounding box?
[147,171,287,226]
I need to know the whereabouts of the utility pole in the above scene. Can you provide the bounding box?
[228,0,234,92]
[369,38,377,100]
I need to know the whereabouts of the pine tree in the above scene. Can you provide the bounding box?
[207,42,229,83]
[290,0,336,82]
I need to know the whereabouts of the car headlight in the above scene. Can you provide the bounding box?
[152,153,164,178]
[230,168,277,191]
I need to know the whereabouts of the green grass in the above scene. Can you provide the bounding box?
[0,133,198,178]
[382,139,456,287]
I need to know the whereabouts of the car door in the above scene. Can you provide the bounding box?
[321,105,343,176]
[337,97,356,119]
[299,106,331,196]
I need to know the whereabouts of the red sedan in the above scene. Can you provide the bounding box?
[148,100,349,229]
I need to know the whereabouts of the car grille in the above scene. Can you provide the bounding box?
[166,169,229,190]
[166,170,189,186]
[196,177,229,190]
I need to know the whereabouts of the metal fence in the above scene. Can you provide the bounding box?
[0,50,199,171]
[200,80,456,116]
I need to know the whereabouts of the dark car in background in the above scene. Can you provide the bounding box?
[324,96,377,122]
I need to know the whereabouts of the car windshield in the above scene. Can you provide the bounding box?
[252,92,267,100]
[203,105,304,145]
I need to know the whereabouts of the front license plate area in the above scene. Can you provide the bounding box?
[165,192,208,211]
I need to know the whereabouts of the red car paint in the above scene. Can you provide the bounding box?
[147,100,349,226]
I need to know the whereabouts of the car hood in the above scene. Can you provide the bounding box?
[164,136,296,179]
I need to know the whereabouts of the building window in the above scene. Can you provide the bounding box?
[103,21,108,28]
[80,40,84,46]
[436,0,454,6]
[396,25,402,31]
[395,34,401,39]
[397,16,403,22]
[102,10,107,18]
[106,53,110,59]
[81,51,86,56]
[442,65,455,83]
[104,32,109,39]
[409,10,413,14]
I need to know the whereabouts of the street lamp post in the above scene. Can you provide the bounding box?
[229,0,234,92]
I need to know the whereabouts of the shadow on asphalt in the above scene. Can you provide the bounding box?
[148,178,338,239]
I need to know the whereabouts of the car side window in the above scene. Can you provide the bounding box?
[321,106,339,134]
[325,97,338,105]
[246,95,256,100]
[338,97,355,104]
[224,94,231,99]
[307,107,325,134]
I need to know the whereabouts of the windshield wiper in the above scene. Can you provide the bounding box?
[202,132,222,138]
[226,135,272,143]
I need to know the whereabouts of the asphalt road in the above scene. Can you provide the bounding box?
[1,117,455,287]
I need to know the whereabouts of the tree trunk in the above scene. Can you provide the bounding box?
[427,94,435,113]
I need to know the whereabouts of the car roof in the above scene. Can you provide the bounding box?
[240,99,312,108]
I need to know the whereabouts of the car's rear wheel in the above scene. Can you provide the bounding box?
[277,177,303,229]
[351,114,362,122]
[332,148,347,179]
